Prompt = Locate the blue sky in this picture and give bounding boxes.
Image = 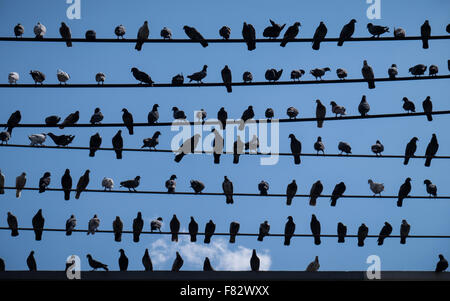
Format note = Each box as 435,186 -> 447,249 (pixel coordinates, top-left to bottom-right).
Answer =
0,0 -> 449,272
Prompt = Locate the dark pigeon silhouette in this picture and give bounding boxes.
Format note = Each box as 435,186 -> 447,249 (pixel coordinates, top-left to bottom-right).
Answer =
112,130 -> 123,160
309,180 -> 323,206
280,22 -> 301,47
38,172 -> 51,193
331,182 -> 346,207
142,249 -> 153,271
229,221 -> 240,243
409,64 -> 427,76
47,133 -> 75,147
436,254 -> 448,272
338,19 -> 357,46
135,21 -> 149,51
85,30 -> 96,41
388,64 -> 398,79
286,180 -> 297,206
187,65 -> 208,83
172,107 -> 186,120
89,133 -> 102,157
151,217 -> 163,232
142,131 -> 161,150
190,180 -> 205,193
204,220 -> 216,244
221,65 -> 232,93
118,249 -> 128,271
27,251 -> 37,271
131,67 -> 154,85
425,134 -> 439,167
120,176 -> 140,192
263,19 -> 286,38
312,22 -> 327,50
160,27 -> 172,39
113,216 -> 123,242
32,209 -> 45,241
400,220 -> 411,244
7,212 -> 19,237
183,25 -> 208,47
203,257 -> 214,271
239,105 -> 254,130
222,176 -> 233,204
397,177 -> 411,207
359,95 -> 370,116
358,223 -> 369,247
290,69 -> 305,81
310,67 -> 330,80
217,107 -> 228,129
257,221 -> 270,241
284,216 -> 296,246
377,222 -> 393,245
362,60 -> 375,89
265,68 -> 283,82
174,134 -> 201,163
404,137 -> 418,165
59,22 -> 72,47
90,108 -> 104,124
258,181 -> 269,196
45,115 -> 61,126
310,215 -> 321,245
265,108 -> 274,119
402,97 -> 416,113
338,142 -> 352,155
189,216 -> 198,242
59,111 -> 79,129
219,26 -> 231,39
132,212 -> 144,242
30,70 -> 46,84
316,99 -> 326,128
421,20 -> 431,49
170,214 -> 180,242
172,252 -> 184,271
172,73 -> 184,85
148,104 -> 160,124
166,175 -> 177,193
250,249 -> 260,271
14,23 -> 24,38
367,23 -> 389,38
314,136 -> 325,155
86,254 -> 108,271
233,136 -> 244,164
243,71 -> 253,83
424,179 -> 437,197
242,22 -> 256,51
337,222 -> 347,243
289,134 -> 301,164
5,110 -> 21,134
75,170 -> 90,199
122,108 -> 134,135
61,169 -> 72,200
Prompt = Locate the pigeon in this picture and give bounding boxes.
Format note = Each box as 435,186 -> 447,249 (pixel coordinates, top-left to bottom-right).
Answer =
196,109 -> 207,124
121,108 -> 134,135
188,216 -> 198,242
265,108 -> 274,119
287,106 -> 299,119
187,65 -> 208,83
358,223 -> 369,247
290,69 -> 306,81
219,26 -> 231,39
258,180 -> 269,196
27,251 -> 37,271
89,133 -> 102,157
115,24 -> 126,39
85,30 -> 96,40
30,70 -> 45,84
435,255 -> 448,272
217,107 -> 228,129
240,105 -> 255,129
59,111 -> 79,129
409,64 -> 427,76
45,115 -> 61,126
212,128 -> 224,164
338,19 -> 357,46
306,256 -> 320,272
377,222 -> 393,245
447,24 -> 450,34
265,68 -> 283,82
135,21 -> 149,51
309,180 -> 323,206
336,68 -> 348,80
400,220 -> 411,244
429,65 -> 438,76
190,180 -> 205,193
142,249 -> 153,271
0,258 -> 4,271
6,110 -> 21,133
87,214 -> 100,235
222,176 -> 234,204
367,23 -> 389,38
15,172 -> 26,198
331,182 -> 346,207
243,71 -> 253,83
424,134 -> 439,167
284,216 -> 296,246
404,137 -> 418,165
250,249 -> 260,271
8,72 -> 19,84
112,130 -> 123,160
394,27 -> 406,38
421,20 -> 431,49
142,131 -> 161,149
388,64 -> 398,79
371,140 -> 384,156
61,169 -> 72,200
229,221 -> 240,243
330,101 -> 346,117
233,136 -> 244,164
56,69 -> 70,84
14,23 -> 24,38
402,97 -> 416,114
368,179 -> 384,196
314,136 -> 325,155
310,67 -> 330,80
424,179 -> 437,197
0,170 -> 4,194
86,254 -> 108,271
112,216 -> 122,241
203,257 -> 214,271
289,134 -> 302,164
174,134 -> 201,162
397,177 -> 412,207
131,67 -> 154,85
166,175 -> 177,193
204,220 -> 216,244
132,212 -> 144,242
420,96 -> 433,122
65,215 -> 77,236
362,60 -> 375,89
7,212 -> 19,236
183,25 -> 208,47
0,132 -> 8,144
242,22 -> 256,51
29,133 -> 46,146
120,176 -> 140,192
32,209 -> 45,241
38,172 -> 51,193
221,65 -> 232,93
160,27 -> 172,39
358,95 -> 370,116
337,222 -> 347,243
90,108 -> 104,124
312,22 -> 327,50
257,221 -> 270,242
310,215 -> 321,245
118,249 -> 128,271
170,214 -> 180,242
151,217 -> 163,232
95,72 -> 106,84
263,19 -> 286,39
315,99 -> 326,127
280,22 -> 301,47
286,180 -> 297,206
338,141 -> 352,155
245,135 -> 259,153
148,104 -> 160,124
59,22 -> 72,47
172,252 -> 184,271
75,169 -> 90,199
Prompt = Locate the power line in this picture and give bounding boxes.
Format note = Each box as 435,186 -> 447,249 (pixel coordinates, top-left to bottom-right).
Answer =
0,75 -> 449,88
1,187 -> 448,199
2,110 -> 449,128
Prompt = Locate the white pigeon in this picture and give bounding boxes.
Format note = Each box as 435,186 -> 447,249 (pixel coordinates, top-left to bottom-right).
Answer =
15,172 -> 27,198
28,133 -> 46,146
34,22 -> 47,39
8,72 -> 19,84
306,256 -> 320,272
330,101 -> 346,117
57,69 -> 70,84
87,215 -> 100,235
102,177 -> 114,191
368,179 -> 384,196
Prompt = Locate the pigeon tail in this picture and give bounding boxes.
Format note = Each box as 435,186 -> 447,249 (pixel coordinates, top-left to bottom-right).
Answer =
286,197 -> 292,206
204,236 -> 211,244
426,114 -> 433,122
16,190 -> 21,198
114,233 -> 121,242
35,231 -> 42,241
233,155 -> 240,164
314,236 -> 321,245
330,198 -> 337,207
11,229 -> 19,237
309,198 -> 317,206
422,39 -> 429,49
400,237 -> 406,244
312,41 -> 320,50
378,238 -> 384,246
75,191 -> 81,199
257,235 -> 264,242
135,41 -> 143,51
200,40 -> 208,48
171,233 -> 178,242
368,80 -> 375,89
397,198 -> 403,207
293,155 -> 300,165
425,157 -> 432,167
174,153 -> 185,163
317,120 -> 323,128
358,239 -> 364,247
403,157 -> 410,165
89,149 -> 96,157
66,40 -> 72,47
226,195 -> 233,204
284,237 -> 291,246
229,235 -> 236,243
338,237 -> 345,243
337,39 -> 344,46
213,153 -> 221,164
226,84 -> 232,93
190,234 -> 196,242
133,233 -> 140,243
115,150 -> 122,160
64,190 -> 70,200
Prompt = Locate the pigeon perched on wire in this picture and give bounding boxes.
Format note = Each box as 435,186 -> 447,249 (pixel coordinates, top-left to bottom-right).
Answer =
190,180 -> 205,193
212,128 -> 223,164
29,133 -> 46,146
367,23 -> 389,38
338,19 -> 357,46
132,212 -> 144,242
174,134 -> 201,163
75,170 -> 90,199
160,27 -> 172,39
142,131 -> 161,149
245,135 -> 259,153
27,251 -> 37,271
204,220 -> 216,244
85,30 -> 96,40
424,134 -> 439,167
338,142 -> 352,155
243,71 -> 253,83
59,22 -> 72,47
397,177 -> 412,207
32,209 -> 45,241
257,221 -> 270,242
337,222 -> 347,243
409,64 -> 427,76
135,21 -> 149,51
284,216 -> 296,246
219,26 -> 231,39
187,65 -> 208,83
400,220 -> 410,244
265,68 -> 283,82
172,252 -> 184,271
90,108 -> 104,124
170,214 -> 180,242
358,95 -> 370,116
258,180 -> 269,195
250,249 -> 260,271
229,221 -> 240,243
312,22 -> 327,50
280,22 -> 301,47
15,172 -> 26,198
404,137 -> 418,165
217,107 -> 228,129
148,104 -> 160,124
7,212 -> 19,237
115,24 -> 126,39
118,249 -> 128,271
394,27 -> 406,38
368,179 -> 384,196
429,65 -> 438,76
86,254 -> 108,271
59,111 -> 79,129
131,67 -> 154,85
336,68 -> 347,80
315,99 -> 326,127
233,136 -> 244,164
222,176 -> 233,204
0,131 -> 9,144
242,22 -> 256,51
265,108 -> 274,119
189,216 -> 198,242
120,176 -> 140,192
57,69 -> 70,84
358,223 -> 369,247
45,115 -> 61,126
263,19 -> 286,39
66,215 -> 76,236
183,25 -> 208,47
14,23 -> 24,38
5,110 -> 21,134
289,134 -> 302,164
0,170 -> 4,194
286,180 -> 297,206
38,172 -> 51,193
166,175 -> 177,193
310,67 -> 330,80
314,136 -> 325,155
435,255 -> 448,272
122,108 -> 134,135
362,60 -> 375,89
290,69 -> 305,81
287,106 -> 299,119
424,179 -> 437,197
377,222 -> 392,245
112,216 -> 123,242
330,101 -> 346,117
306,256 -> 320,272
371,140 -> 384,156
420,20 -> 431,49
388,64 -> 398,79
402,97 -> 416,113
331,182 -> 346,207
87,214 -> 100,235
112,130 -> 123,160
310,215 -> 321,245
221,65 -> 232,93
151,217 -> 163,232
89,133 -> 102,157
8,72 -> 19,84
61,169 -> 72,200
309,180 -> 323,206
30,70 -> 45,84
422,96 -> 433,121
203,258 -> 214,271
239,105 -> 254,130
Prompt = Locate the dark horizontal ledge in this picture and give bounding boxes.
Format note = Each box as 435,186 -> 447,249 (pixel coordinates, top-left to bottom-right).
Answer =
0,75 -> 449,88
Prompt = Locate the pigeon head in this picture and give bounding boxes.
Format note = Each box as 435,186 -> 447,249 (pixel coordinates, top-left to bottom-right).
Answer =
424,179 -> 431,185
190,216 -> 194,220
93,214 -> 97,218
424,20 -> 429,24
288,133 -> 295,139
30,251 -> 34,255
170,174 -> 177,180
172,107 -> 178,111
94,108 -> 100,113
324,67 -> 331,71
183,25 -> 189,30
330,101 -> 336,106
43,172 -> 51,177
119,249 -> 125,253
135,176 -> 141,181
392,64 -> 397,67
350,19 -> 357,23
287,216 -> 293,221
86,254 -> 91,259
363,60 -> 368,65
402,97 -> 408,102
405,177 -> 412,182
203,65 -> 208,70
367,23 -> 373,28
144,21 -> 148,25
317,136 -> 322,141
402,219 -> 407,225
412,137 -> 419,141
61,22 -> 66,26
85,170 -> 90,174
439,254 -> 444,259
252,249 -> 257,255
316,99 -> 322,104
224,176 -> 228,180
122,108 -> 128,113
368,179 -> 373,184
64,169 -> 70,174
432,133 -> 436,138
131,67 -> 138,73
376,140 -> 381,144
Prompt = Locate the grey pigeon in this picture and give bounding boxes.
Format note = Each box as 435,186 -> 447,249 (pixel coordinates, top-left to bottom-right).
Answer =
75,170 -> 90,199
400,220 -> 410,244
170,214 -> 180,242
263,19 -> 286,39
257,221 -> 270,242
250,249 -> 260,271
172,252 -> 184,271
112,130 -> 123,159
66,214 -> 76,236
309,180 -> 323,206
122,108 -> 134,135
229,221 -> 240,243
222,176 -> 234,204
409,64 -> 427,76
204,220 -> 216,244
34,22 -> 46,39
0,131 -> 10,144
120,176 -> 140,192
233,136 -> 244,164
86,254 -> 108,271
102,178 -> 113,191
291,69 -> 305,81
280,22 -> 301,47
424,134 -> 438,167
29,133 -> 46,146
7,212 -> 19,236
59,22 -> 72,47
436,255 -> 448,272
183,25 -> 208,47
85,30 -> 96,41
306,256 -> 320,272
14,23 -> 24,38
142,131 -> 161,149
174,134 -> 201,162
30,70 -> 45,84
287,106 -> 299,119
190,180 -> 205,193
421,20 -> 431,49
330,101 -> 346,117
131,67 -> 154,85
358,95 -> 370,116
27,251 -> 37,271
310,214 -> 321,245
187,65 -> 208,83
331,182 -> 346,207
32,209 -> 45,241
151,217 -> 163,232
265,68 -> 283,82
219,26 -> 231,40
118,249 -> 128,271
160,27 -> 172,39
377,222 -> 393,245
289,134 -> 301,164
89,133 -> 102,157
217,107 -> 228,129
371,140 -> 384,156
221,65 -> 232,93
362,60 -> 375,89
242,71 -> 253,83
338,19 -> 357,46
87,214 -> 100,235
315,99 -> 326,127
115,24 -> 125,39
258,180 -> 269,195
265,108 -> 274,119
212,128 -> 223,164
45,115 -> 61,125
59,111 -> 79,129
165,175 -> 177,193
312,22 -> 327,50
245,135 -> 259,152
189,216 -> 198,242
338,141 -> 352,155
132,212 -> 143,242
388,64 -> 398,79
424,179 -> 437,197
397,177 -> 412,207
8,72 -> 19,84
337,222 -> 347,243
314,136 -> 325,155
90,108 -> 104,124
336,68 -> 347,80
404,137 -> 418,165
61,169 -> 72,200
422,96 -> 433,121
38,172 -> 51,193
203,257 -> 214,271
367,23 -> 389,37
394,27 -> 406,38
142,249 -> 153,271
284,216 -> 296,246
15,172 -> 26,198
242,22 -> 256,51
112,216 -> 123,241
358,223 -> 369,247
310,67 -> 330,80
429,65 -> 438,76
148,104 -> 160,124
135,21 -> 149,51
286,180 -> 297,206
